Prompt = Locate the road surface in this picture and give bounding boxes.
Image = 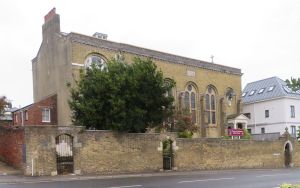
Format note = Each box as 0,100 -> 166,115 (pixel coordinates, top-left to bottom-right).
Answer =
0,168 -> 299,188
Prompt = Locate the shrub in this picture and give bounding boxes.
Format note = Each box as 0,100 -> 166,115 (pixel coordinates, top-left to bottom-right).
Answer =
242,128 -> 251,140
177,130 -> 193,138
281,183 -> 300,188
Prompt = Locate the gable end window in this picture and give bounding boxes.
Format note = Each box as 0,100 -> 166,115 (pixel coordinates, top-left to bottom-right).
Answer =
42,108 -> 51,123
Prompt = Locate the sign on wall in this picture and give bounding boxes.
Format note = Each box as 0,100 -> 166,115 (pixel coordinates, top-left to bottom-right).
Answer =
228,129 -> 244,136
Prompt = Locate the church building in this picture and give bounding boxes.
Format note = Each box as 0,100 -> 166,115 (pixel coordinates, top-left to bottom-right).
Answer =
29,8 -> 243,138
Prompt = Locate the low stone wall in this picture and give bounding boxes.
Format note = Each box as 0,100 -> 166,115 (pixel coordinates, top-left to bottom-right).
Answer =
0,126 -> 25,169
176,139 -> 284,170
11,126 -> 300,176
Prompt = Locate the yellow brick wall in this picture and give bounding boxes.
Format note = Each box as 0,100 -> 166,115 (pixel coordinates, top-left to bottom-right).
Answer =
70,42 -> 242,137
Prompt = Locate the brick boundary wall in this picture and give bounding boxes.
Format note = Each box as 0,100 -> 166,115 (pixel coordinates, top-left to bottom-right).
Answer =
20,126 -> 300,176
0,126 -> 25,169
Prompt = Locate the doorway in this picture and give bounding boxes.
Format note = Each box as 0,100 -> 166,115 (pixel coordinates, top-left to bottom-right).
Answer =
162,139 -> 173,170
284,143 -> 292,167
56,134 -> 74,174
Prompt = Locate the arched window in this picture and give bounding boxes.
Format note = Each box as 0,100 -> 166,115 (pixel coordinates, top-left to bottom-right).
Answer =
225,88 -> 235,106
183,84 -> 197,124
84,55 -> 106,70
206,86 -> 216,125
164,79 -> 174,97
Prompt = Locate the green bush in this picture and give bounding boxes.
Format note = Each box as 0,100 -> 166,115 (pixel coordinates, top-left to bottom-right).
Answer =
281,183 -> 300,188
177,130 -> 193,138
222,135 -> 231,140
242,128 -> 251,140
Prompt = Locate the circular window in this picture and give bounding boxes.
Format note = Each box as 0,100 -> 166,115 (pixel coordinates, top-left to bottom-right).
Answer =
84,55 -> 106,70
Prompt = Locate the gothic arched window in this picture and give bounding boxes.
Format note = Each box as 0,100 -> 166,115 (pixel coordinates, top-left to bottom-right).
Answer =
184,84 -> 197,124
206,86 -> 217,125
84,55 -> 106,70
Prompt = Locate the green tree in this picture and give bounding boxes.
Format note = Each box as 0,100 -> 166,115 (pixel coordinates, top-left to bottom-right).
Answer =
69,57 -> 175,133
0,96 -> 8,117
285,77 -> 300,91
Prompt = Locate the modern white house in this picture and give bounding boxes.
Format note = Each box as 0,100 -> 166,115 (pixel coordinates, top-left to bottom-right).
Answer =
242,77 -> 300,138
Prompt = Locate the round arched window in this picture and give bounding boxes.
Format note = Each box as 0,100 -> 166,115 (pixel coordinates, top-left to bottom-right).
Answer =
84,55 -> 106,70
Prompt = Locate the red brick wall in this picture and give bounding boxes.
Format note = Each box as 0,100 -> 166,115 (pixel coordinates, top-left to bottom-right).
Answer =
0,126 -> 24,169
13,95 -> 57,126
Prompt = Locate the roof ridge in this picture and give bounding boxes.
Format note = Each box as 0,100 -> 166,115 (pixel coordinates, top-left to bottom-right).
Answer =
246,76 -> 279,85
67,32 -> 242,74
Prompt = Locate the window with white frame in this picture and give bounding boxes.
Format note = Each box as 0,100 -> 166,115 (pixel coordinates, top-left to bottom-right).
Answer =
25,110 -> 28,121
15,114 -> 18,123
291,126 -> 296,138
42,108 -> 51,123
290,105 -> 295,118
265,110 -> 269,118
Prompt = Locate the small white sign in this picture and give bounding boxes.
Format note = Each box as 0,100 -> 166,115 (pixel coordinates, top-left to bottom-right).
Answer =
187,70 -> 195,77
273,153 -> 280,156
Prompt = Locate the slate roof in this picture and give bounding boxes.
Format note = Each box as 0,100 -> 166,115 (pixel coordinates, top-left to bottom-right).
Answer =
66,32 -> 242,75
242,76 -> 300,104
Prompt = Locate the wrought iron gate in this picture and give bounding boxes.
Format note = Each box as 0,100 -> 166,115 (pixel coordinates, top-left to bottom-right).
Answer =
162,139 -> 173,170
284,143 -> 291,167
56,134 -> 74,175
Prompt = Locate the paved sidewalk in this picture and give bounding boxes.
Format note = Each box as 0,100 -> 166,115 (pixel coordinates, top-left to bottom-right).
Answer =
0,167 -> 297,184
0,161 -> 22,176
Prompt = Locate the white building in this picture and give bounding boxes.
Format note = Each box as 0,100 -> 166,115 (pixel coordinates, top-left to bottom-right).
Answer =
242,77 -> 300,137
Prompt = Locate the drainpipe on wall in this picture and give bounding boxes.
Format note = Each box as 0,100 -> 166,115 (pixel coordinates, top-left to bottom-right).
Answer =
31,158 -> 34,176
21,111 -> 24,126
254,103 -> 256,134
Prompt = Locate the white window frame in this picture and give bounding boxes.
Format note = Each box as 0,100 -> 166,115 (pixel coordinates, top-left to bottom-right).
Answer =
42,108 -> 51,123
290,105 -> 295,118
25,110 -> 28,121
265,110 -> 269,118
291,125 -> 296,138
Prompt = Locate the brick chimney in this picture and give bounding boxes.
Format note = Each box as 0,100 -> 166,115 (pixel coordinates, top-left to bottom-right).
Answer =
42,8 -> 60,38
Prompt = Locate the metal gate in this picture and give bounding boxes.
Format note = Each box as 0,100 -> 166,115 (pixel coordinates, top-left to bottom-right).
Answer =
56,134 -> 74,175
284,143 -> 291,167
162,139 -> 173,170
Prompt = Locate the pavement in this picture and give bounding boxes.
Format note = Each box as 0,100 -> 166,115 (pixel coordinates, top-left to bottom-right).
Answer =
0,166 -> 297,184
0,160 -> 299,186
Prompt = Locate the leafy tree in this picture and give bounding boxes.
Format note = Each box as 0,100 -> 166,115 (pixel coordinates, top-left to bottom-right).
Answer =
69,57 -> 175,133
285,77 -> 300,91
0,96 -> 8,117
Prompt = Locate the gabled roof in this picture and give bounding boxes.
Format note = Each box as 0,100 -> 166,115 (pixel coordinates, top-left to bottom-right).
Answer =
66,32 -> 242,75
242,76 -> 300,104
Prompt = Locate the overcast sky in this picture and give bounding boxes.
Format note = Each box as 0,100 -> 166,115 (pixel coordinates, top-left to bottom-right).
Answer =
1,0 -> 300,107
